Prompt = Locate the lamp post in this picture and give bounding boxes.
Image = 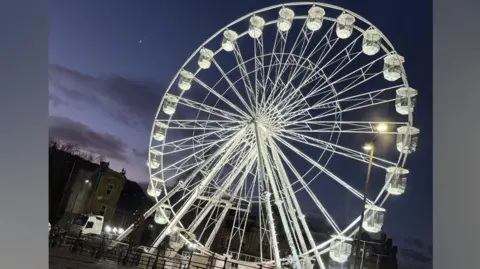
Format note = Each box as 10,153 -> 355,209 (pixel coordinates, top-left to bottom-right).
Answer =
353,123 -> 388,269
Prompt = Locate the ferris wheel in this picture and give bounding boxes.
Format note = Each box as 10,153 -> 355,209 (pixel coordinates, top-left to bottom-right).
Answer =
140,3 -> 419,269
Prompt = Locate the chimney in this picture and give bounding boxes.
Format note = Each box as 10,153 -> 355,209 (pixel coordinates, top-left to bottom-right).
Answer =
99,161 -> 110,172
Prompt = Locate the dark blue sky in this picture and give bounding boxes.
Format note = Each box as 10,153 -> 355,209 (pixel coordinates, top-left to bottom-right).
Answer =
48,1 -> 432,267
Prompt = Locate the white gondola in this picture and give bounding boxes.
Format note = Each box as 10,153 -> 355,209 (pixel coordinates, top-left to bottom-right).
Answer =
277,7 -> 295,32
306,6 -> 325,31
153,120 -> 168,142
147,148 -> 162,169
362,28 -> 382,56
198,48 -> 215,69
362,205 -> 386,233
150,148 -> 163,159
395,87 -> 418,115
147,182 -> 162,197
385,167 -> 409,195
396,126 -> 420,154
151,175 -> 163,183
162,94 -> 179,115
146,159 -> 160,169
329,235 -> 353,264
383,53 -> 405,81
248,15 -> 265,38
154,206 -> 171,225
221,30 -> 239,52
147,176 -> 163,197
178,70 -> 194,90
336,13 -> 355,39
169,230 -> 185,250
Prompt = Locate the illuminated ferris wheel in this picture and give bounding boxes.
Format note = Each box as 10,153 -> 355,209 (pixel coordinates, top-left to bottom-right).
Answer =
120,3 -> 420,269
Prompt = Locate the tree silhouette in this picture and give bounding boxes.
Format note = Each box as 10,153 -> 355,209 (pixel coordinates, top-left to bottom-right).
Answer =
49,138 -> 97,162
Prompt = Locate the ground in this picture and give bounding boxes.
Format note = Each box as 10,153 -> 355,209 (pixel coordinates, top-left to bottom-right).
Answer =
49,248 -> 134,269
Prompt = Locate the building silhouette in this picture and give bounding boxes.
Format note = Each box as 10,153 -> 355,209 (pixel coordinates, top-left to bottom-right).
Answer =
57,160 -> 127,225
111,179 -> 154,244
50,141 -> 129,227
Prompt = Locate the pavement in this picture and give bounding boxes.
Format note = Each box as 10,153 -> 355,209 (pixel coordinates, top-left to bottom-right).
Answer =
49,248 -> 136,269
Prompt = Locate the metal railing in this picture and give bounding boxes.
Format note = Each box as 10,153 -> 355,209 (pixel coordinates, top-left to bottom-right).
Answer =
49,231 -> 269,269
49,231 -> 394,269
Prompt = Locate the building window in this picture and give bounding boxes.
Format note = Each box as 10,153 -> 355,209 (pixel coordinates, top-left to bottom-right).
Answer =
100,205 -> 108,216
106,184 -> 115,196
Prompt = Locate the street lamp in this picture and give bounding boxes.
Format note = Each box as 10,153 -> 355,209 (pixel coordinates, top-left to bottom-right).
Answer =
187,242 -> 197,250
353,123 -> 388,269
362,143 -> 374,151
375,123 -> 388,133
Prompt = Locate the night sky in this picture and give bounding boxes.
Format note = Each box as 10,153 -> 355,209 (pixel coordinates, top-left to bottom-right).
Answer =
48,1 -> 432,267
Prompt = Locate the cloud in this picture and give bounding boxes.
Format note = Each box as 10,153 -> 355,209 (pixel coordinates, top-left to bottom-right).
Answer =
399,247 -> 432,263
132,148 -> 148,160
49,116 -> 130,162
48,64 -> 165,129
403,237 -> 425,249
48,93 -> 66,107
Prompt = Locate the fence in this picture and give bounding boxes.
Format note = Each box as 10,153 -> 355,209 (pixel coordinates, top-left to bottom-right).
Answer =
49,231 -> 272,269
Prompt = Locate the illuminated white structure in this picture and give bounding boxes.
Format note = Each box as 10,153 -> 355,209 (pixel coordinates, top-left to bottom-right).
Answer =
277,8 -> 295,32
198,48 -> 215,70
221,30 -> 238,52
395,87 -> 418,115
162,94 -> 179,115
329,236 -> 353,264
147,183 -> 162,197
147,176 -> 164,198
396,126 -> 420,153
153,120 -> 168,142
178,70 -> 194,91
248,15 -> 265,38
362,28 -> 382,56
363,206 -> 386,233
147,148 -> 162,171
154,205 -> 171,225
306,6 -> 325,31
169,230 -> 185,250
336,13 -> 355,39
110,4 -> 418,269
383,53 -> 405,81
147,160 -> 160,169
146,159 -> 160,170
385,167 -> 409,195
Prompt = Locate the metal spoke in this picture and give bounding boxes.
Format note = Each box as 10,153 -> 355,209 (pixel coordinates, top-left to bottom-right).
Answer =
278,130 -> 396,169
273,134 -> 375,205
177,96 -> 246,121
145,4 -> 414,268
